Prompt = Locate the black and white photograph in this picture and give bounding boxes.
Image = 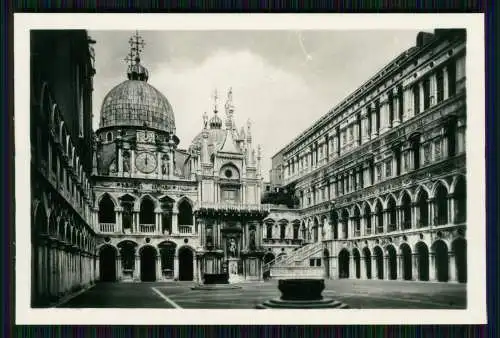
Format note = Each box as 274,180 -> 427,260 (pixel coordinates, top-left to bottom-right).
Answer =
15,14 -> 486,325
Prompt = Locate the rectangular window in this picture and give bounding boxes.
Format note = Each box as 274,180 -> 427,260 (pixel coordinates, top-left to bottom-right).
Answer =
436,69 -> 444,102
413,86 -> 420,115
423,77 -> 431,110
448,62 -> 457,96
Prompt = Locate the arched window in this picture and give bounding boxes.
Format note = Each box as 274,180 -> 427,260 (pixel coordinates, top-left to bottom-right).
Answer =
454,178 -> 466,223
375,201 -> 384,233
353,207 -> 361,237
364,204 -> 372,235
266,223 -> 273,239
401,192 -> 412,230
106,132 -> 113,142
331,212 -> 339,240
98,194 -> 116,223
140,198 -> 155,225
387,196 -> 397,232
417,189 -> 429,227
292,222 -> 300,240
341,209 -> 349,239
178,200 -> 193,225
435,184 -> 448,225
280,222 -> 287,240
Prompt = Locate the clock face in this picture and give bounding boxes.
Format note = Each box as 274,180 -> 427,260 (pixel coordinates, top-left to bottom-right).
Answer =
135,152 -> 157,174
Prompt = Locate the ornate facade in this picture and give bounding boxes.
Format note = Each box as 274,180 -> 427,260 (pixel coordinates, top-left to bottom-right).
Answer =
92,32 -> 268,284
30,30 -> 98,307
267,29 -> 467,283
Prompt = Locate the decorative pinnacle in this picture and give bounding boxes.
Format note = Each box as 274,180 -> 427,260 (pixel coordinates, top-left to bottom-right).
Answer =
212,89 -> 219,113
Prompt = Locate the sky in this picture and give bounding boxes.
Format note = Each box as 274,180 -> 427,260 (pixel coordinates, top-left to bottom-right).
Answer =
89,30 -> 424,181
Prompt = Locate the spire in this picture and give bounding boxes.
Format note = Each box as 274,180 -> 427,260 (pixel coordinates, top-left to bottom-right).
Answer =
246,119 -> 252,144
125,31 -> 149,81
224,87 -> 234,130
209,89 -> 222,129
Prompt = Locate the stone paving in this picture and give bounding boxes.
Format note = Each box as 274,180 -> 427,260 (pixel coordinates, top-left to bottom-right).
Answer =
59,279 -> 466,309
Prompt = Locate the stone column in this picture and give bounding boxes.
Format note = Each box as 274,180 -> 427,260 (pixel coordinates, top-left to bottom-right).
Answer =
168,149 -> 174,178
384,255 -> 390,280
443,66 -> 449,100
349,256 -> 355,279
370,102 -> 378,137
372,255 -> 378,280
172,211 -> 178,234
156,255 -> 162,281
116,255 -> 122,280
393,87 -> 401,126
130,149 -> 136,174
118,147 -> 123,174
429,73 -> 437,106
380,93 -> 390,134
412,253 -> 419,281
428,198 -> 435,226
419,81 -> 425,113
134,255 -> 140,280
429,252 -> 437,281
156,151 -> 162,177
174,255 -> 179,279
397,255 -> 403,280
360,255 -> 367,280
448,252 -> 457,282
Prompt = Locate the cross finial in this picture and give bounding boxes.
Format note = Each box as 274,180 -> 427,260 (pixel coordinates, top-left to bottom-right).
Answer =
127,30 -> 146,63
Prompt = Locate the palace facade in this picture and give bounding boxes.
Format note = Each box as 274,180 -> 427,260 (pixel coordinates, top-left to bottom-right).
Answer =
265,29 -> 467,283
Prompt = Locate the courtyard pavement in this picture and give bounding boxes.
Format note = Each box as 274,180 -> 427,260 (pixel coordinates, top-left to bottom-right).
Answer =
58,279 -> 466,309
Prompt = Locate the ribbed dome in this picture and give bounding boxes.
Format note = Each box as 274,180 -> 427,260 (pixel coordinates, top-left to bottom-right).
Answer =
99,80 -> 175,134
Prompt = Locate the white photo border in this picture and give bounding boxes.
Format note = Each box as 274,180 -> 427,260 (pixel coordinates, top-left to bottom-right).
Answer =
14,13 -> 486,325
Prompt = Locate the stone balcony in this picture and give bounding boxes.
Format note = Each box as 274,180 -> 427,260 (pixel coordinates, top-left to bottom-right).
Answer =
98,223 -> 197,237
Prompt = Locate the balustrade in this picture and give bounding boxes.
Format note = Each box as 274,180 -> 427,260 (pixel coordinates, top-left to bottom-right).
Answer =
139,224 -> 155,233
178,225 -> 193,234
99,223 -> 115,233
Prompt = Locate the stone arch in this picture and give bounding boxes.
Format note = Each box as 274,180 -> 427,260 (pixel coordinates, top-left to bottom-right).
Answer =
340,208 -> 350,239
362,246 -> 372,279
374,199 -> 384,233
431,179 -> 451,198
219,162 -> 241,180
434,182 -> 449,225
363,203 -> 372,235
98,193 -> 116,224
373,246 -> 384,279
384,192 -> 398,209
386,195 -> 397,231
178,245 -> 195,281
385,244 -> 397,280
352,205 -> 361,237
413,184 -> 431,204
136,194 -> 160,211
117,240 -> 138,272
431,239 -> 449,282
452,237 -> 467,283
139,245 -> 158,282
413,241 -> 429,281
399,242 -> 412,280
158,241 -> 177,279
398,188 -> 414,205
139,195 -> 156,226
48,208 -> 58,237
96,192 -> 119,208
352,248 -> 361,279
452,176 -> 466,223
338,248 -> 350,279
415,187 -> 430,227
99,244 -> 118,282
33,199 -> 48,235
400,190 -> 412,230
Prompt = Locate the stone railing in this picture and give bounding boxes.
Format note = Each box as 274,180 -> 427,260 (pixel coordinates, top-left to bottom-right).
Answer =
270,266 -> 324,279
99,223 -> 116,233
264,242 -> 323,272
178,225 -> 193,234
196,202 -> 271,213
140,224 -> 155,233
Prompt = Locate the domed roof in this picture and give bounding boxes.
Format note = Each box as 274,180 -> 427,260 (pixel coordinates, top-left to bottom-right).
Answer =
99,79 -> 175,134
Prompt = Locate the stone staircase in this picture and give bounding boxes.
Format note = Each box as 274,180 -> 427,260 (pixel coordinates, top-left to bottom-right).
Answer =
264,242 -> 324,279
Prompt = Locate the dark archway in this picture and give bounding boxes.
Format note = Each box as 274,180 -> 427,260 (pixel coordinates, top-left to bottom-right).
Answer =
363,247 -> 372,279
415,242 -> 430,281
178,200 -> 193,225
98,194 -> 116,224
140,246 -> 157,282
387,245 -> 397,280
435,184 -> 449,225
454,178 -> 467,223
400,243 -> 412,280
353,249 -> 361,279
452,238 -> 467,283
401,192 -> 412,230
140,197 -> 155,225
375,201 -> 384,233
341,209 -> 349,239
178,246 -> 194,281
323,249 -> 330,278
338,249 -> 350,279
99,245 -> 117,282
432,240 -> 449,282
364,204 -> 372,235
417,189 -> 429,227
374,246 -> 384,279
387,196 -> 397,232
159,241 -> 176,280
